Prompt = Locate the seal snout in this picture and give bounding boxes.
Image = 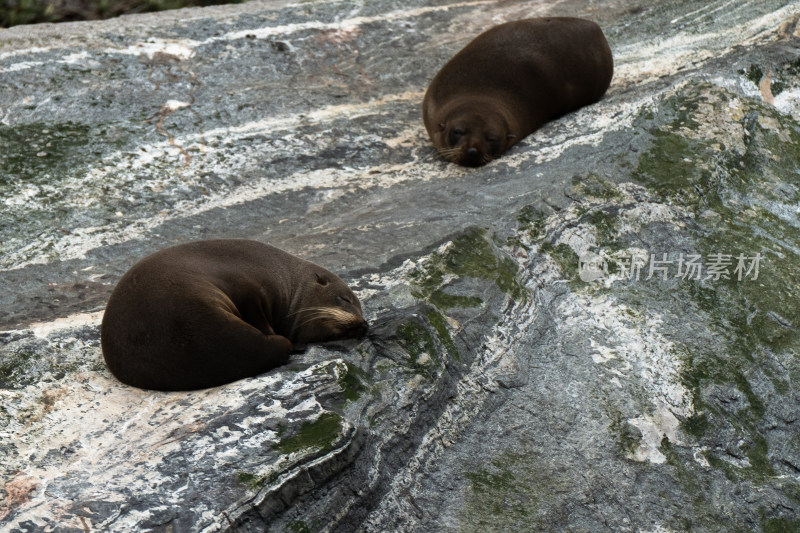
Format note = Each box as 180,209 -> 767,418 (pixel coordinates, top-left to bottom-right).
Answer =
462,146 -> 483,167
334,314 -> 368,339
353,318 -> 369,338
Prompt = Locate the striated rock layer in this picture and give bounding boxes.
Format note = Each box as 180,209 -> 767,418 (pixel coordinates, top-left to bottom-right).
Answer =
2,0 -> 800,531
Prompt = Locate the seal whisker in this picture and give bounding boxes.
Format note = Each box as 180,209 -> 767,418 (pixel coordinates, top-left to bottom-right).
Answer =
437,147 -> 458,154
294,313 -> 341,331
287,306 -> 334,317
294,308 -> 359,330
438,147 -> 463,163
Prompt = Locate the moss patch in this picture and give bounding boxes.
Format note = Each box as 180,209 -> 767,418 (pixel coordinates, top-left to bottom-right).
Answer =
0,121 -> 135,265
608,412 -> 642,456
271,413 -> 343,455
235,472 -> 261,490
426,309 -> 459,361
411,227 -> 526,308
739,64 -> 764,85
762,517 -> 800,533
460,452 -> 574,531
396,320 -> 439,377
234,470 -> 280,491
462,459 -> 534,529
508,206 -> 547,249
682,411 -> 708,439
538,241 -> 579,280
338,362 -> 368,402
428,291 -> 482,310
0,122 -> 92,187
572,173 -> 624,202
287,520 -> 312,533
661,437 -> 704,496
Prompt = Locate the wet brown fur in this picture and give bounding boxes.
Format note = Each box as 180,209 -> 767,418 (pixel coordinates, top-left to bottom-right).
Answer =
100,239 -> 367,391
423,17 -> 614,167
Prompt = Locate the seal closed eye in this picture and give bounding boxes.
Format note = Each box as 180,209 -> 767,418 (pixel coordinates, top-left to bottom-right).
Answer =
100,239 -> 368,391
423,17 -> 614,167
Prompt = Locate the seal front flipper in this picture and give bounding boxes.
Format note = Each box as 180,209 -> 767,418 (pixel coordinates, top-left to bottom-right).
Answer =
186,315 -> 293,390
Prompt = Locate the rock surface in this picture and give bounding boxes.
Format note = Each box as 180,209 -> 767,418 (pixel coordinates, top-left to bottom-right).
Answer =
2,0 -> 800,531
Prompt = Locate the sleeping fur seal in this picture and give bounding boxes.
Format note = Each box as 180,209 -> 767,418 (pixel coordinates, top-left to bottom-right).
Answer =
423,17 -> 613,166
101,239 -> 368,391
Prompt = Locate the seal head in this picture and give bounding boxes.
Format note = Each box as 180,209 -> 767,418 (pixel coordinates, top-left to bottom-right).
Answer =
434,105 -> 514,167
286,270 -> 368,345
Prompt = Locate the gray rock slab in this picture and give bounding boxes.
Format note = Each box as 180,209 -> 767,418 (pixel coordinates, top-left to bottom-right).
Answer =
2,0 -> 800,531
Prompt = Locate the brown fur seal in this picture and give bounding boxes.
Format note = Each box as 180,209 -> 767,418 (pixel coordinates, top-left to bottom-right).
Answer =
100,239 -> 368,391
423,17 -> 613,167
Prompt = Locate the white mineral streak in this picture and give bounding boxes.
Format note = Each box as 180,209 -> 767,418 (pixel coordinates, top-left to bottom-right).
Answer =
194,90 -> 424,142
0,0 -> 495,73
0,46 -> 54,60
214,0 -> 496,44
773,87 -> 800,115
109,41 -> 197,60
614,2 -> 800,84
60,51 -> 90,64
693,446 -> 712,468
0,61 -> 44,73
501,96 -> 657,169
2,90 -> 465,271
669,0 -> 740,25
164,100 -> 191,111
27,310 -> 104,338
541,179 -> 695,463
6,0 -> 777,271
2,357 -> 343,531
2,89 -> 648,271
641,525 -> 680,533
559,294 -> 693,419
627,404 -> 683,464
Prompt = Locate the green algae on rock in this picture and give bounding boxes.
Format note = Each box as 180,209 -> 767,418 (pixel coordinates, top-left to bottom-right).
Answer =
410,227 -> 527,308
271,413 -> 344,455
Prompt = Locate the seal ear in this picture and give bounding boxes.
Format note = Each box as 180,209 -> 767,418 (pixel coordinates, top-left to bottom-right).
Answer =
315,273 -> 329,286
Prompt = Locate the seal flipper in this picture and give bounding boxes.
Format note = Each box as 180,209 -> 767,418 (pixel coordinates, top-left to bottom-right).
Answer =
176,312 -> 293,391
115,311 -> 293,391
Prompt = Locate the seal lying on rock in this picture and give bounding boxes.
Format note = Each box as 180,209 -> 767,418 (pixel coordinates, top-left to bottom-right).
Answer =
101,239 -> 368,391
423,17 -> 613,167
